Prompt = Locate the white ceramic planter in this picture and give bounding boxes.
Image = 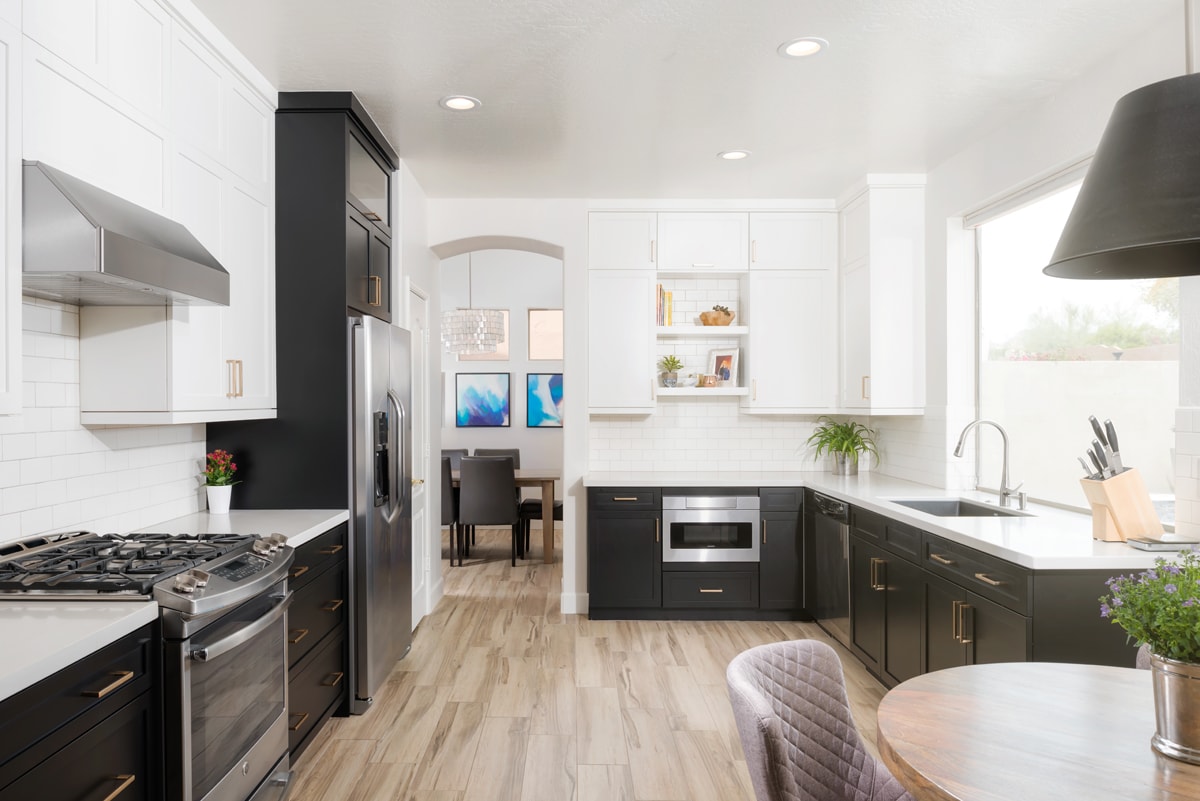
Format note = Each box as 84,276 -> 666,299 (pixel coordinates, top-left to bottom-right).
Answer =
206,484 -> 232,514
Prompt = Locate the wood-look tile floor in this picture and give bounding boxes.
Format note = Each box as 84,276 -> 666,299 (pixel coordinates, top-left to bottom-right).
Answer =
289,527 -> 887,801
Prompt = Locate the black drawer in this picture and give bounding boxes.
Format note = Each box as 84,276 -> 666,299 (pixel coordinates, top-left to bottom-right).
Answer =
288,563 -> 347,668
0,623 -> 155,785
289,523 -> 348,590
883,520 -> 923,562
1,690 -> 153,800
589,488 -> 660,510
288,631 -> 346,757
760,487 -> 802,512
924,534 -> 1032,615
850,506 -> 886,541
663,570 -> 759,609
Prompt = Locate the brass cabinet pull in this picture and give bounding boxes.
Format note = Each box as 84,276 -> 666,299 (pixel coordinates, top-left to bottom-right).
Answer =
699,588 -> 724,593
951,600 -> 961,642
368,275 -> 382,307
100,774 -> 136,801
870,557 -> 887,591
289,565 -> 310,579
318,544 -> 345,555
752,379 -> 757,401
861,375 -> 871,400
751,239 -> 758,263
762,519 -> 767,545
650,239 -> 656,263
959,603 -> 974,644
289,712 -> 309,731
82,670 -> 135,698
364,211 -> 382,221
322,599 -> 345,612
612,496 -> 639,502
655,518 -> 660,543
226,359 -> 237,398
288,628 -> 309,644
929,553 -> 955,566
322,671 -> 345,687
974,572 -> 1003,587
236,359 -> 244,397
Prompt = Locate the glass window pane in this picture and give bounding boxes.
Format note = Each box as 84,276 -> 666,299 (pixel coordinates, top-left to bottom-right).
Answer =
977,184 -> 1177,521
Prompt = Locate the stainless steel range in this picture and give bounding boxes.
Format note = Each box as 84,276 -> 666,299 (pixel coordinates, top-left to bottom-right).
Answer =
0,530 -> 295,801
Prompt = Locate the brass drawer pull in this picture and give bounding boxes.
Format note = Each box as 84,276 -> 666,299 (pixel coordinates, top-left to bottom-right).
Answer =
364,211 -> 382,221
974,572 -> 1003,587
870,557 -> 887,591
101,774 -> 136,801
699,588 -> 724,593
612,496 -> 639,502
289,565 -> 310,579
289,712 -> 309,731
656,518 -> 660,543
322,599 -> 345,612
762,519 -> 767,545
929,553 -> 955,566
368,275 -> 382,307
288,628 -> 310,644
322,671 -> 345,687
951,600 -> 961,642
959,603 -> 974,644
318,544 -> 345,555
82,670 -> 135,699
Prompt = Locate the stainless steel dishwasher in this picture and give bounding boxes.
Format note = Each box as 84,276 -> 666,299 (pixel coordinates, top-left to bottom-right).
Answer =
804,490 -> 851,647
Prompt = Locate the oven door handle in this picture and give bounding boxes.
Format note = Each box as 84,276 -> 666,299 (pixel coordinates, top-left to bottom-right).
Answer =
190,592 -> 292,662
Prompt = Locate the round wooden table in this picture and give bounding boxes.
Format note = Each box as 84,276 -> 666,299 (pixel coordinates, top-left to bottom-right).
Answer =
876,662 -> 1200,801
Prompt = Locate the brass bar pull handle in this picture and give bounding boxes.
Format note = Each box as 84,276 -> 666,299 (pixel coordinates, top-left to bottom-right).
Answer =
100,774 -> 136,801
960,603 -> 974,644
289,565 -> 310,579
322,599 -> 345,612
318,544 -> 345,555
751,240 -> 757,263
951,600 -> 961,642
288,628 -> 309,644
872,558 -> 887,591
322,671 -> 345,687
364,211 -> 382,221
861,375 -> 870,400
612,497 -> 639,502
929,553 -> 955,566
82,670 -> 135,698
762,519 -> 766,545
655,518 -> 660,543
868,557 -> 877,589
237,359 -> 244,397
369,275 -> 382,307
289,712 -> 309,731
699,588 -> 724,593
226,359 -> 237,398
973,572 -> 1003,587
752,379 -> 757,401
650,240 -> 656,263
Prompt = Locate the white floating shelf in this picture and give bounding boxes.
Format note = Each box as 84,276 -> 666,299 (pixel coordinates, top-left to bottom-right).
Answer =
655,325 -> 748,337
656,387 -> 748,397
656,269 -> 748,278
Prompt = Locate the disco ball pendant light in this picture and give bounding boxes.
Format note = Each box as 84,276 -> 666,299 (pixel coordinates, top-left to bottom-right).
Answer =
1045,1 -> 1200,279
441,253 -> 504,354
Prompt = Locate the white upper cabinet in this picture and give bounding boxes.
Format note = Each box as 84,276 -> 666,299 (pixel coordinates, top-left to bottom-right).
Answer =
587,270 -> 655,414
838,178 -> 926,414
0,19 -> 18,415
749,212 -> 837,270
657,212 -> 749,272
588,212 -> 658,270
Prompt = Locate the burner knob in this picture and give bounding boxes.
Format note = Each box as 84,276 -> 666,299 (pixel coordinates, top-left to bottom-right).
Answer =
174,574 -> 198,594
190,568 -> 210,588
252,539 -> 272,556
268,533 -> 288,550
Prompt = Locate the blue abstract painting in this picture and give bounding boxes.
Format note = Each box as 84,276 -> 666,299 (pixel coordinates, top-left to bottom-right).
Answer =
456,373 -> 510,427
526,373 -> 564,428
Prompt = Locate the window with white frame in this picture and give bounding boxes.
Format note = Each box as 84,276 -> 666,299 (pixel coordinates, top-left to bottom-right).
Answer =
975,183 -> 1178,519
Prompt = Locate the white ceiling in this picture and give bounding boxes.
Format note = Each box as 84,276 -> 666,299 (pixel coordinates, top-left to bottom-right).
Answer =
193,0 -> 1182,199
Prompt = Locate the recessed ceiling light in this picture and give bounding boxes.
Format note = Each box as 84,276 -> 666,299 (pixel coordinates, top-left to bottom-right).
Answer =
777,37 -> 828,58
439,95 -> 481,111
718,150 -> 751,161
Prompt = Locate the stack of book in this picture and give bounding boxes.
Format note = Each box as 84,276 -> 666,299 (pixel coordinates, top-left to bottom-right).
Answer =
656,283 -> 673,326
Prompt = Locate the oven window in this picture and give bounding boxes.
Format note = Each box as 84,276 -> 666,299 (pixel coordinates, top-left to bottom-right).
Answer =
669,521 -> 753,550
189,602 -> 286,799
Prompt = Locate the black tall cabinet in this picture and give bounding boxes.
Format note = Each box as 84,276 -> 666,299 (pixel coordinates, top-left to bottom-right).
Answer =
208,92 -> 399,509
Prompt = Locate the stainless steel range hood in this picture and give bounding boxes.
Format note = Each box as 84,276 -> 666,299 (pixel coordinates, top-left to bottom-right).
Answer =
21,161 -> 230,305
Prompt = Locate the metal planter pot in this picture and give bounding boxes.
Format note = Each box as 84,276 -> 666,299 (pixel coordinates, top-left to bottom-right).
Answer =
1149,651 -> 1200,764
832,452 -> 858,476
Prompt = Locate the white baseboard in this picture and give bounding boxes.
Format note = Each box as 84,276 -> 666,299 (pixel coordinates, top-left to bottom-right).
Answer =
560,592 -> 588,615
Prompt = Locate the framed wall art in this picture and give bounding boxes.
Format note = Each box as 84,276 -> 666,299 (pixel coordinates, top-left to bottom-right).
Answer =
526,373 -> 564,427
707,348 -> 739,385
528,309 -> 564,360
455,372 -> 510,427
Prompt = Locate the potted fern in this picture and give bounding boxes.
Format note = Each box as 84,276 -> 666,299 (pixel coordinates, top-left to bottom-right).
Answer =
806,416 -> 878,476
659,354 -> 684,387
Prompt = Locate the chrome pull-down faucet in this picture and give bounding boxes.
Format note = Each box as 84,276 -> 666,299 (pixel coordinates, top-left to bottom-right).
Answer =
953,419 -> 1027,510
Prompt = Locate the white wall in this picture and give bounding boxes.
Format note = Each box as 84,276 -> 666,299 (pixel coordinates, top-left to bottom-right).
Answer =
0,298 -> 205,546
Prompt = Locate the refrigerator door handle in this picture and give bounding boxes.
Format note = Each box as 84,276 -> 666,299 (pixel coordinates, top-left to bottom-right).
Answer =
386,389 -> 406,521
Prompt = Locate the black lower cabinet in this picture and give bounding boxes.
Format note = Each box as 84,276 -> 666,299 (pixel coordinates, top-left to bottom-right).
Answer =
759,488 -> 803,612
848,535 -> 923,686
925,571 -> 1030,671
664,564 -> 758,608
588,488 -> 662,612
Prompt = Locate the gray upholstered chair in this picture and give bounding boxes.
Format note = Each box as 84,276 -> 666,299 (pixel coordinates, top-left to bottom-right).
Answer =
442,449 -> 469,549
472,449 -> 522,547
441,457 -> 462,566
726,638 -> 914,801
457,455 -> 522,566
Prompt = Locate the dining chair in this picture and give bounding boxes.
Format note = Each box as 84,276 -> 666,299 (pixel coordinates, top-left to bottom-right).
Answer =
472,449 -> 522,547
726,638 -> 914,801
519,496 -> 562,554
442,449 -> 469,549
457,455 -> 522,566
441,457 -> 463,566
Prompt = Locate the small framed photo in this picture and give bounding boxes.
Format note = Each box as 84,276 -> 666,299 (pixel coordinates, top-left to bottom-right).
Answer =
707,348 -> 739,385
456,372 -> 510,427
528,309 -> 564,360
526,373 -> 563,427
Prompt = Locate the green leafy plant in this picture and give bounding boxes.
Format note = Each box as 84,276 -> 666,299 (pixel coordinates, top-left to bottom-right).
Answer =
805,416 -> 878,466
659,355 -> 684,372
1100,549 -> 1200,663
204,449 -> 240,486
711,304 -> 731,314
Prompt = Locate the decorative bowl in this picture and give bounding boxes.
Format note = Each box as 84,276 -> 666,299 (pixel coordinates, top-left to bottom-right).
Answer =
699,310 -> 735,326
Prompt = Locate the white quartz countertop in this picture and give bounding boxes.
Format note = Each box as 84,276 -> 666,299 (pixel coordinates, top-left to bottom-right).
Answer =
0,600 -> 158,703
135,508 -> 349,548
584,471 -> 1180,570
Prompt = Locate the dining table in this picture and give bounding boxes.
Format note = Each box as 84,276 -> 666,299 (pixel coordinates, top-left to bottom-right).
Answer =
451,467 -> 560,564
876,661 -> 1200,801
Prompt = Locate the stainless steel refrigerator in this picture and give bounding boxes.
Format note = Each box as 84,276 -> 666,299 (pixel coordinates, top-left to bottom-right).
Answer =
347,313 -> 412,713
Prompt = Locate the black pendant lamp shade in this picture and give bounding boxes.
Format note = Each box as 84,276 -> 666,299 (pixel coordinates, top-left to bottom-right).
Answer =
1044,71 -> 1200,279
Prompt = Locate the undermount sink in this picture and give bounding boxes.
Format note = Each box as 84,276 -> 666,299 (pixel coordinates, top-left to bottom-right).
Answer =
889,498 -> 1033,518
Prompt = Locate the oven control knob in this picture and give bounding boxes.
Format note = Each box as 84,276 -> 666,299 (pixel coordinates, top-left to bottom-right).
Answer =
174,574 -> 198,594
253,539 -> 273,555
190,568 -> 210,587
268,533 -> 288,550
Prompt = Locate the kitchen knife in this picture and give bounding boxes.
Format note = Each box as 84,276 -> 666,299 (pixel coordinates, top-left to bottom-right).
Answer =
1092,439 -> 1112,478
1088,448 -> 1105,478
1079,455 -> 1097,479
1104,419 -> 1124,473
1089,415 -> 1109,448
1090,414 -> 1119,470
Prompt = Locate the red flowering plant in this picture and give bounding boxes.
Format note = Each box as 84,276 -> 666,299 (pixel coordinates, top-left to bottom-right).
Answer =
203,449 -> 240,487
1100,548 -> 1200,663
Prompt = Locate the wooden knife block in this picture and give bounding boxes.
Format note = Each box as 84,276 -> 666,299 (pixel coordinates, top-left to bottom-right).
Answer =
1079,467 -> 1163,542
